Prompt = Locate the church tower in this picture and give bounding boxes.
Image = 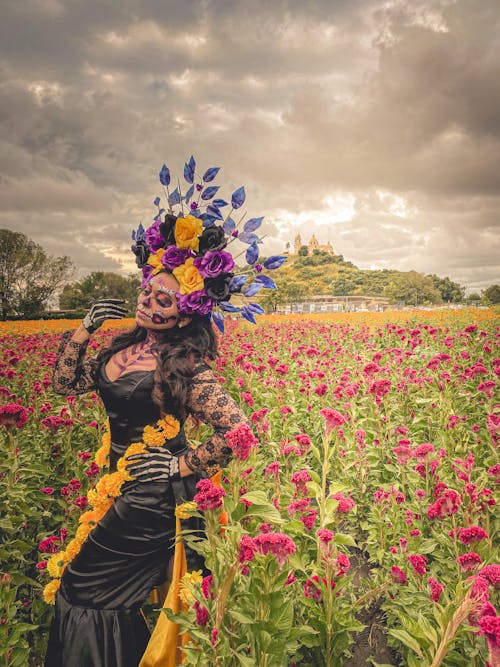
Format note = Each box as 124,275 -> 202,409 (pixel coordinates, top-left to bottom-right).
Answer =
294,233 -> 302,254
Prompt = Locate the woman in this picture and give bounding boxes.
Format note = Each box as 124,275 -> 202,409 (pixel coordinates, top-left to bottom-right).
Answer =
44,268 -> 249,666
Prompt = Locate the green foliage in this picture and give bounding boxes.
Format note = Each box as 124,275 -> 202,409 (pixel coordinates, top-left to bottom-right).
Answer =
384,271 -> 443,305
482,284 -> 500,305
0,229 -> 74,320
59,272 -> 141,311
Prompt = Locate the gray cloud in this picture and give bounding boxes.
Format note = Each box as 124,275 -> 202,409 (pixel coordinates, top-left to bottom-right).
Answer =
0,0 -> 499,291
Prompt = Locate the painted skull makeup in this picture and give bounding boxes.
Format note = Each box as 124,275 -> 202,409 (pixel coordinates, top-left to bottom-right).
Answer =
136,275 -> 184,329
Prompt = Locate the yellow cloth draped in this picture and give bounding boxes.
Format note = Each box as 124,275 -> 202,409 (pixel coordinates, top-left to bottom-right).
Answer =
139,515 -> 188,667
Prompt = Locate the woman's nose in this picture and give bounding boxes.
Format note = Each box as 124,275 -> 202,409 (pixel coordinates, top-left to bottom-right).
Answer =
142,295 -> 151,307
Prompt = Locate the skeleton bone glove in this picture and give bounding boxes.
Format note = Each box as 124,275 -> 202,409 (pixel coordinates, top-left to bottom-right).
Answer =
82,298 -> 128,334
125,447 -> 181,483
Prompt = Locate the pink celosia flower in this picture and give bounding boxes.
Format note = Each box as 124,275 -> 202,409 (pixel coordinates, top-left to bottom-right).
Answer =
193,600 -> 210,626
457,552 -> 482,572
390,566 -> 407,584
458,526 -> 489,545
238,535 -> 257,563
428,577 -> 444,602
39,487 -> 54,495
201,575 -> 215,600
413,443 -> 435,459
319,408 -> 346,436
194,479 -> 226,511
252,532 -> 296,568
316,528 -> 334,544
290,469 -> 312,495
408,554 -> 427,576
336,553 -> 350,574
300,509 -> 318,531
210,628 -> 219,645
478,614 -> 500,667
331,492 -> 356,514
224,423 -> 259,461
0,403 -> 29,429
480,565 -> 500,588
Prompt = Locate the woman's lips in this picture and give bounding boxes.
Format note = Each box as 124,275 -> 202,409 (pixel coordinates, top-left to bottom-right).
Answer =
136,309 -> 151,320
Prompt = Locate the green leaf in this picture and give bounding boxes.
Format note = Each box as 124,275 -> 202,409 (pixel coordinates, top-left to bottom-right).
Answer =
334,533 -> 357,547
388,629 -> 424,657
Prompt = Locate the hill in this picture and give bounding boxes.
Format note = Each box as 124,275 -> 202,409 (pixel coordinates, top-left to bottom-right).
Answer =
255,251 -> 464,310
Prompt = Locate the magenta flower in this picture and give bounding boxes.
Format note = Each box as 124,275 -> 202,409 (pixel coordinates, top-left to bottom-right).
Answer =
319,408 -> 346,436
224,423 -> 259,461
408,554 -> 427,576
457,552 -> 482,572
428,577 -> 444,602
253,532 -> 296,568
458,526 -> 489,546
194,479 -> 226,511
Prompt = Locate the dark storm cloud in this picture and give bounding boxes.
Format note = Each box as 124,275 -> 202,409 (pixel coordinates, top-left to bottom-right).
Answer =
0,0 -> 499,289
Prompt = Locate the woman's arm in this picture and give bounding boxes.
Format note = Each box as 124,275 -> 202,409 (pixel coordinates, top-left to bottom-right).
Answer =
51,325 -> 99,395
182,363 -> 250,478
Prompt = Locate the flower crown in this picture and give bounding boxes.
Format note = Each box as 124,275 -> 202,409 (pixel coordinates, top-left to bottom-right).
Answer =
131,156 -> 286,332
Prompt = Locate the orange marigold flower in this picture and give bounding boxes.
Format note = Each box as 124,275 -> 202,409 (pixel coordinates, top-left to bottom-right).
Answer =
159,415 -> 181,440
95,443 -> 110,468
143,426 -> 166,447
43,579 -> 60,604
79,510 -> 100,527
64,539 -> 81,561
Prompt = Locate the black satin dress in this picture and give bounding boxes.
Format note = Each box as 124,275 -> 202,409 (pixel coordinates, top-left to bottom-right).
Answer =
44,366 -> 200,667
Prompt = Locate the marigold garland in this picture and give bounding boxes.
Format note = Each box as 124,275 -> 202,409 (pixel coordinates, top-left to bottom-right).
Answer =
43,415 -> 180,604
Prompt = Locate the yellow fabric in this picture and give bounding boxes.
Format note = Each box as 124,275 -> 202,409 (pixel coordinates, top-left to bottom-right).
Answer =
139,517 -> 188,667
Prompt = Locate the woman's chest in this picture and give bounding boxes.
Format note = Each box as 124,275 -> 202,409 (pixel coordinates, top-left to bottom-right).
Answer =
105,344 -> 156,382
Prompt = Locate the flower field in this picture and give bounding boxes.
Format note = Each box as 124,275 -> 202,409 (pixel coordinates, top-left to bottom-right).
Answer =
0,309 -> 498,666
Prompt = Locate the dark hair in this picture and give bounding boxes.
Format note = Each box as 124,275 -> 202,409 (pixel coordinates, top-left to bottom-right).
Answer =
96,316 -> 218,419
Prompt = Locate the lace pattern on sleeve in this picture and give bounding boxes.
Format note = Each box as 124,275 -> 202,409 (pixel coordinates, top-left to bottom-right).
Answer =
184,363 -> 249,478
51,331 -> 98,395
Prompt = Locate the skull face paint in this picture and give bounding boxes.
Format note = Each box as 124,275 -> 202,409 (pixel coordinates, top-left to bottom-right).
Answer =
135,272 -> 186,330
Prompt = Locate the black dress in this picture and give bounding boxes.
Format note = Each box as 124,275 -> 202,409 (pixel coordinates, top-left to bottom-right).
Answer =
44,333 -> 246,667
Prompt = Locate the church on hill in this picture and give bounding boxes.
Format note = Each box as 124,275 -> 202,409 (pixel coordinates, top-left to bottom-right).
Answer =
293,233 -> 335,256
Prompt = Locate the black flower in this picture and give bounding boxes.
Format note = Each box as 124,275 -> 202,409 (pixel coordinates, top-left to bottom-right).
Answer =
159,213 -> 177,247
131,240 -> 150,268
204,273 -> 233,302
197,225 -> 227,255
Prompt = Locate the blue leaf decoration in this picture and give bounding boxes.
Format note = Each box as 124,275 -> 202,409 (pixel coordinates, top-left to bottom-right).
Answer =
203,167 -> 220,182
159,164 -> 170,186
199,213 -> 216,227
201,186 -> 220,201
223,217 -> 236,234
206,204 -> 223,220
169,188 -> 181,205
238,232 -> 259,245
247,302 -> 265,315
246,243 -> 259,265
184,156 -> 196,184
153,196 -> 161,207
231,186 -> 246,209
159,208 -> 165,215
219,301 -> 242,313
254,275 -> 277,289
263,255 -> 287,270
212,311 -> 225,333
229,274 -> 248,292
185,184 -> 194,204
243,282 -> 263,297
212,198 -> 228,208
240,307 -> 256,325
190,208 -> 201,217
243,217 -> 263,233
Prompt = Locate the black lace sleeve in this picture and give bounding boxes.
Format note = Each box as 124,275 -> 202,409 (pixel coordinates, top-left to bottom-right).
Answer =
51,331 -> 99,395
184,363 -> 249,477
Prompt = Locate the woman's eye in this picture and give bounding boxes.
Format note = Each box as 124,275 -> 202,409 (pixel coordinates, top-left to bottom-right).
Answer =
157,297 -> 172,308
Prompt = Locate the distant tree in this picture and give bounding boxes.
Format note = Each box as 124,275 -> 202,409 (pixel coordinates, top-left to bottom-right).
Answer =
430,275 -> 464,302
384,271 -> 442,306
330,276 -> 357,296
0,229 -> 74,319
482,284 -> 500,305
59,272 -> 141,310
467,292 -> 481,303
298,245 -> 309,256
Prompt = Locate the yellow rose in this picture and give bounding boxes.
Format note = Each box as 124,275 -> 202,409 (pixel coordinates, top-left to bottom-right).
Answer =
47,552 -> 67,578
43,579 -> 60,605
174,215 -> 203,251
173,258 -> 204,295
147,248 -> 166,275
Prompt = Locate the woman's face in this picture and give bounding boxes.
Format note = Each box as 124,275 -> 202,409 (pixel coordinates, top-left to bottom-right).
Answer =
136,272 -> 188,330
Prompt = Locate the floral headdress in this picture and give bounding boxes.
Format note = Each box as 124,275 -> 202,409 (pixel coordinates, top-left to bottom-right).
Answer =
131,156 -> 286,332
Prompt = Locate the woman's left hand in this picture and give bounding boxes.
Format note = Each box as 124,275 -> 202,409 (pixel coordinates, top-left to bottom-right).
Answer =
125,448 -> 180,483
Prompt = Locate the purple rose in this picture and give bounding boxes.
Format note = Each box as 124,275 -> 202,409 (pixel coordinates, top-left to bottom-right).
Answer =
145,219 -> 165,252
177,290 -> 214,316
161,246 -> 194,271
194,250 -> 235,278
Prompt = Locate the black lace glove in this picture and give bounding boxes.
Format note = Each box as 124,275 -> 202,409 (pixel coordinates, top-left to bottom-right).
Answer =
82,298 -> 128,333
125,447 -> 181,483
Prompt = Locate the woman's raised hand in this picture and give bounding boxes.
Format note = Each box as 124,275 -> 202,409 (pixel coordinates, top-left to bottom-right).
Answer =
82,298 -> 128,334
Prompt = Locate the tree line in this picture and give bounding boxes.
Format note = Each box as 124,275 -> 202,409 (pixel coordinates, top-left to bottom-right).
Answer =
0,230 -> 498,319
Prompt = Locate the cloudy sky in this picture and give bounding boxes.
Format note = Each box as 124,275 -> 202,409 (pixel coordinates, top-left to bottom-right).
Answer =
1,0 -> 499,292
